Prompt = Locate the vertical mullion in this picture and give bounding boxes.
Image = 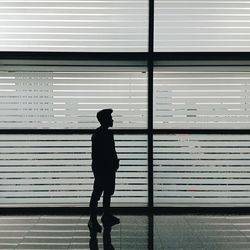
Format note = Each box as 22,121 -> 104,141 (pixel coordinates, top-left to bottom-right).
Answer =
148,0 -> 154,248
148,0 -> 154,212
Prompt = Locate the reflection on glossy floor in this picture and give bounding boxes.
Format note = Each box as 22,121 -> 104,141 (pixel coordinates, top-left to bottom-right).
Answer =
1,215 -> 250,249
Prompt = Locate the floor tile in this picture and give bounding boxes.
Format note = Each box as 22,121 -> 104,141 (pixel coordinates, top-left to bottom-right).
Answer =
0,215 -> 249,249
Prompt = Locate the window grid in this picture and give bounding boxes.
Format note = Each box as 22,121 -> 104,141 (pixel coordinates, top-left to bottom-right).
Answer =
0,0 -> 250,209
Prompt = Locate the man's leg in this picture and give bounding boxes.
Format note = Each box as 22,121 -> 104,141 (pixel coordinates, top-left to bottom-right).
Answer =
103,173 -> 115,216
102,191 -> 119,225
103,191 -> 111,216
89,177 -> 103,218
101,174 -> 120,225
89,177 -> 103,232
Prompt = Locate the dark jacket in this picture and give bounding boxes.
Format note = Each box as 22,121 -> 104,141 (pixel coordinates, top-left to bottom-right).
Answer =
91,127 -> 119,175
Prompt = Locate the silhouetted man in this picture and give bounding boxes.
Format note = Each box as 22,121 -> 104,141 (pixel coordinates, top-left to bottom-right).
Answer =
88,109 -> 120,232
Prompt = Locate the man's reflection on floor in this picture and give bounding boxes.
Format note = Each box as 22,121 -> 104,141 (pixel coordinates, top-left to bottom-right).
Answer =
89,221 -> 116,250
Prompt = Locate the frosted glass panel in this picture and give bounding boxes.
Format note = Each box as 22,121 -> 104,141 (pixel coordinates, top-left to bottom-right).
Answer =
0,0 -> 148,52
155,0 -> 250,52
0,134 -> 147,207
154,66 -> 250,129
0,66 -> 147,129
154,134 -> 250,205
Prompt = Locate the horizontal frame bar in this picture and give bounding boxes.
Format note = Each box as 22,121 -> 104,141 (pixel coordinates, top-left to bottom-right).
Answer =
154,52 -> 250,61
0,52 -> 148,61
1,129 -> 250,134
1,52 -> 250,62
1,207 -> 250,215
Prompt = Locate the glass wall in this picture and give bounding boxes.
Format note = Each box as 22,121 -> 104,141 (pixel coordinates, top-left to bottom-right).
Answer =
3,0 -> 250,52
154,0 -> 250,51
0,62 -> 148,207
0,0 -> 148,52
154,133 -> 250,205
1,0 -> 250,207
154,66 -> 250,129
0,65 -> 147,129
0,134 -> 148,206
153,64 -> 250,206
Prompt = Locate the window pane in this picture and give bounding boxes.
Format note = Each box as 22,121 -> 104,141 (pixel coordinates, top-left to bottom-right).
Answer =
154,66 -> 250,129
155,0 -> 250,52
0,0 -> 148,52
0,134 -> 148,207
154,134 -> 250,206
0,64 -> 147,129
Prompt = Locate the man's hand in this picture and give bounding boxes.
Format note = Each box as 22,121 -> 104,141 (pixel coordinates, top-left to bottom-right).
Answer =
115,159 -> 120,171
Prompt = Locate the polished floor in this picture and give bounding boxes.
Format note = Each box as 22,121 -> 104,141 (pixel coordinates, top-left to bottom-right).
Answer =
0,215 -> 250,249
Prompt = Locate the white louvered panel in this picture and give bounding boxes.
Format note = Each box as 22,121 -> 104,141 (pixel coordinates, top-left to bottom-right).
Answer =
0,0 -> 148,52
0,68 -> 147,129
154,66 -> 250,129
154,134 -> 250,205
0,134 -> 147,206
155,0 -> 250,52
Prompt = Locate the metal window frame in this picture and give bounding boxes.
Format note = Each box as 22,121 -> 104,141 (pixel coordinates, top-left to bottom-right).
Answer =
1,0 -> 250,215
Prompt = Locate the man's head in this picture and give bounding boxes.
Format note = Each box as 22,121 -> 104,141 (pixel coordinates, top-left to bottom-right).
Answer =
96,109 -> 113,128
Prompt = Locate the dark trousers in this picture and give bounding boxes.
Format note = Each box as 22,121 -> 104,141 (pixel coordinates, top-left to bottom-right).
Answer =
89,173 -> 116,218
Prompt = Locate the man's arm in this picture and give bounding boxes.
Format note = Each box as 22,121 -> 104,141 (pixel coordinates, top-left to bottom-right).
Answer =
110,132 -> 119,171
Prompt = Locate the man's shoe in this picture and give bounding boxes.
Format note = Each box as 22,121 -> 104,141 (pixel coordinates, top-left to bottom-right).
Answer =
88,218 -> 102,233
101,214 -> 120,226
104,243 -> 114,250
